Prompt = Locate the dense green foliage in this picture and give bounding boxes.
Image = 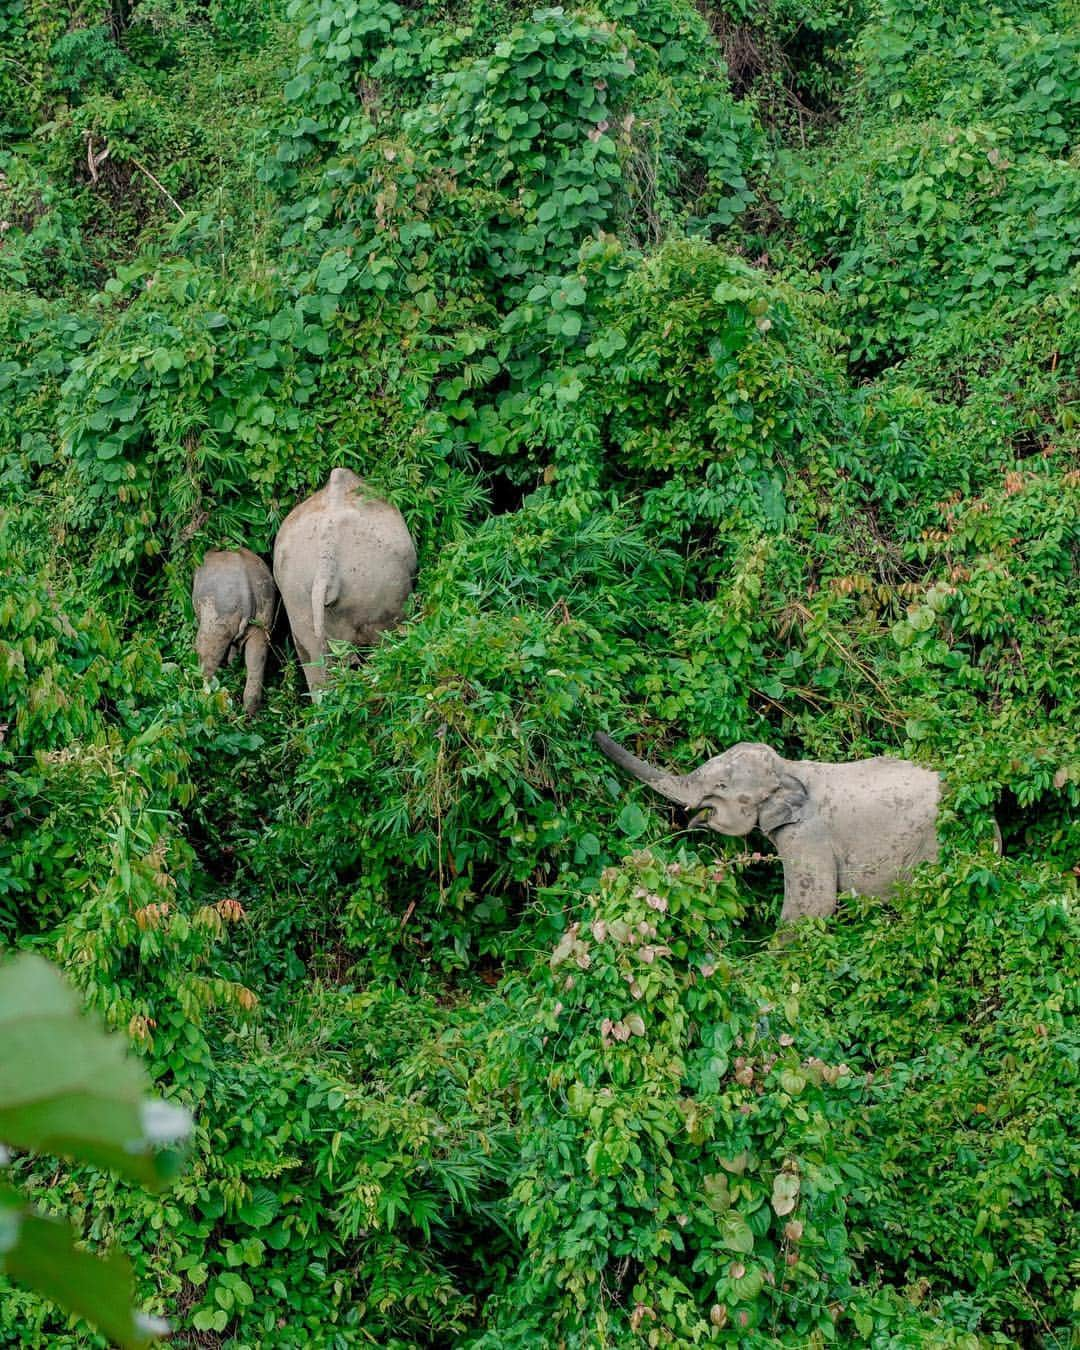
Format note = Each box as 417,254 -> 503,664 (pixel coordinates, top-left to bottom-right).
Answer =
1,0 -> 1076,1344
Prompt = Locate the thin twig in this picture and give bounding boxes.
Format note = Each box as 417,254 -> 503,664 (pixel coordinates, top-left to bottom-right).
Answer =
129,156 -> 186,217
787,600 -> 901,713
1005,1255 -> 1063,1349
751,687 -> 804,719
434,722 -> 448,905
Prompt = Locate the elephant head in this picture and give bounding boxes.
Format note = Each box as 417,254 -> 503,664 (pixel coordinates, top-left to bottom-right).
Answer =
594,733 -> 809,839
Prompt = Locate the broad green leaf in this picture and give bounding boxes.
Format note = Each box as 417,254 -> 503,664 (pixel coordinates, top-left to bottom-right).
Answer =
0,1188 -> 165,1348
577,832 -> 601,857
731,1263 -> 764,1301
237,1187 -> 280,1229
702,1173 -> 731,1212
771,1172 -> 801,1217
0,955 -> 191,1188
717,1211 -> 754,1254
616,802 -> 648,839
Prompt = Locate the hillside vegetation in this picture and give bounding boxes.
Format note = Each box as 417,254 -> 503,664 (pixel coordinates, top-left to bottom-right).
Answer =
0,0 -> 1077,1345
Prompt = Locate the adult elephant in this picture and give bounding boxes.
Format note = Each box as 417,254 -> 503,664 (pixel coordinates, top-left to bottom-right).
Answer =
595,731 -> 945,925
273,468 -> 416,691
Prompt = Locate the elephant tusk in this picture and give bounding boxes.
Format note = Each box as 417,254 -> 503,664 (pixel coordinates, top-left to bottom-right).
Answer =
686,808 -> 712,831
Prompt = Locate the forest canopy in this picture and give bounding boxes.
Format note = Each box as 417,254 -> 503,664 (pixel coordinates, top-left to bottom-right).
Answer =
0,0 -> 1077,1345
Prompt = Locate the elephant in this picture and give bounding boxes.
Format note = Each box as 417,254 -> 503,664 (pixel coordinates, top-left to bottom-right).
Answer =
272,467 -> 416,691
595,731 -> 944,925
192,548 -> 277,715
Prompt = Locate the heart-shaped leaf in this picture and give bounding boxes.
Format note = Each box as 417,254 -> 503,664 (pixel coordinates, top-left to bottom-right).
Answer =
772,1171 -> 801,1217
717,1210 -> 754,1254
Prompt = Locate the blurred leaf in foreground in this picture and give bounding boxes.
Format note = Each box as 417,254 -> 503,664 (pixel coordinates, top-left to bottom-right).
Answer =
0,953 -> 191,1347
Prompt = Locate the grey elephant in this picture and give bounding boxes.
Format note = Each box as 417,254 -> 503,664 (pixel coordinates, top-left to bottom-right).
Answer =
272,467 -> 416,691
595,731 -> 943,924
192,548 -> 278,715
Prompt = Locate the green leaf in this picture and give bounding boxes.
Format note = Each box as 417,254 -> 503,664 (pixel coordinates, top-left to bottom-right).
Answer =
230,1276 -> 254,1307
0,1190 -> 166,1350
755,474 -> 786,526
771,1172 -> 801,1216
731,1264 -> 764,1301
717,1211 -> 754,1253
703,1173 -> 731,1212
616,802 -> 648,839
0,955 -> 191,1188
304,326 -> 330,355
237,1186 -> 279,1229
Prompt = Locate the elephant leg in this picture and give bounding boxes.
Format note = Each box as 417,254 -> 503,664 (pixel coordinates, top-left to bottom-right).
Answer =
196,626 -> 233,682
241,628 -> 269,716
779,870 -> 838,925
302,653 -> 329,691
774,821 -> 839,924
290,629 -> 326,692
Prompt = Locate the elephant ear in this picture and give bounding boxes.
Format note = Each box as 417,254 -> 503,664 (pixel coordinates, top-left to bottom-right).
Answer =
758,772 -> 809,834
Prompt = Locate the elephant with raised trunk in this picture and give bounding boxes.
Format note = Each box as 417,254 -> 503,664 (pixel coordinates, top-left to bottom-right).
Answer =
273,468 -> 416,691
192,548 -> 277,715
595,731 -> 944,925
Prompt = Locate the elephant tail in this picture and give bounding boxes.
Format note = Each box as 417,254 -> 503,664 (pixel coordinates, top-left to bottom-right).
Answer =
310,560 -> 338,645
311,572 -> 328,644
235,567 -> 256,643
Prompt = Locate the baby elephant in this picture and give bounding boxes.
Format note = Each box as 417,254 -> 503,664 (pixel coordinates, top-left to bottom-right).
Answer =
273,467 -> 416,691
596,731 -> 944,925
192,548 -> 277,715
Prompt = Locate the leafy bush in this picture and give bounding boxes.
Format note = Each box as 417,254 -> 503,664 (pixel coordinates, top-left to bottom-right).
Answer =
773,0 -> 1080,367
483,850 -> 861,1346
0,0 -> 1076,1344
48,25 -> 132,101
777,857 -> 1079,1344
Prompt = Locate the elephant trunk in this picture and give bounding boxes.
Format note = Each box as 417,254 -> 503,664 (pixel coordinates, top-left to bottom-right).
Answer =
594,732 -> 698,807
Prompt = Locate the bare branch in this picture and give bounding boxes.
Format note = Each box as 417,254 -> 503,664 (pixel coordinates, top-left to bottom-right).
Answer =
129,156 -> 186,218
